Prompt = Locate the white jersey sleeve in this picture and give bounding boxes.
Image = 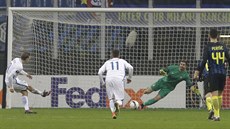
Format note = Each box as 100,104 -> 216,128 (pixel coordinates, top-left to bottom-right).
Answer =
123,60 -> 133,80
98,62 -> 106,85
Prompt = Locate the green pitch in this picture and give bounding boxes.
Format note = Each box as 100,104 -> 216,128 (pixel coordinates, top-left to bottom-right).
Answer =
0,108 -> 230,129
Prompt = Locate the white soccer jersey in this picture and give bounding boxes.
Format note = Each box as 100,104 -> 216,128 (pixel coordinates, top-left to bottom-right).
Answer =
98,58 -> 133,82
98,58 -> 133,100
5,58 -> 28,88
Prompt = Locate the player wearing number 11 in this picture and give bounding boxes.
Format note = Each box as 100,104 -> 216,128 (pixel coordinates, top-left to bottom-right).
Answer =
98,49 -> 133,119
194,28 -> 230,121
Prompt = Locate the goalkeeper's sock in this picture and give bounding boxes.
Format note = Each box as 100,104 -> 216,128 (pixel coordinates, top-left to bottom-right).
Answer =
206,97 -> 213,111
212,96 -> 220,117
218,96 -> 222,109
109,100 -> 115,113
143,99 -> 158,106
22,96 -> 29,111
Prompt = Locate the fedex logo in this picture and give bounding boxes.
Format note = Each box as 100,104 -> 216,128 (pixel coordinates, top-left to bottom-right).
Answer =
51,77 -> 144,108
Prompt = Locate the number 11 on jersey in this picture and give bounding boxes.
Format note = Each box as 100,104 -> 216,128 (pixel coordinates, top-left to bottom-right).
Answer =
111,62 -> 119,70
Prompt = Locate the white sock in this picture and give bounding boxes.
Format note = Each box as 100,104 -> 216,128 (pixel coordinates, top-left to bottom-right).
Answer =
116,100 -> 123,106
109,99 -> 115,112
22,96 -> 29,111
31,88 -> 42,95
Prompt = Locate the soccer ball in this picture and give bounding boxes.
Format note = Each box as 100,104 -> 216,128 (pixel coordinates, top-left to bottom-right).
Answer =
129,100 -> 139,109
125,30 -> 137,48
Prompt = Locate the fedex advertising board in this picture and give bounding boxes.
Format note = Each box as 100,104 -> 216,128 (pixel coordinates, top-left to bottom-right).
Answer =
9,76 -> 186,108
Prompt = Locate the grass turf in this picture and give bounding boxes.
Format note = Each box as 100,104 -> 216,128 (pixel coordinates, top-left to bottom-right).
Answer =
0,108 -> 229,129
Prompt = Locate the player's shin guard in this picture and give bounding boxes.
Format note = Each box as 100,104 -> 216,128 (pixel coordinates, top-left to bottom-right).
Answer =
206,97 -> 213,111
212,96 -> 220,117
143,99 -> 158,106
218,96 -> 222,109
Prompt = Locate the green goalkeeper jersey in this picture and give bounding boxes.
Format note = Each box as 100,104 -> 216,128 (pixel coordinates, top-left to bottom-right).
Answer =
157,65 -> 193,90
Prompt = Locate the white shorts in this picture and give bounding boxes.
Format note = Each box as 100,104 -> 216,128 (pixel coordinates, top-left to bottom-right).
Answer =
106,77 -> 125,101
12,78 -> 28,92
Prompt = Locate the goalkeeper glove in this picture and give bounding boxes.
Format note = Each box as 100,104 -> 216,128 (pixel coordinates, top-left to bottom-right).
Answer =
190,85 -> 201,95
159,69 -> 167,76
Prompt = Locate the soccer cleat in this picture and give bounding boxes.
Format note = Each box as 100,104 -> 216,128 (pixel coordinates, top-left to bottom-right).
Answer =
114,102 -> 120,115
112,112 -> 117,119
25,110 -> 37,114
208,110 -> 214,120
42,90 -> 51,97
212,117 -> 220,121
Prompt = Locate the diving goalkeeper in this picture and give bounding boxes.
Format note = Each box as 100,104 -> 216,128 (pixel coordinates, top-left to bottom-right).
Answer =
140,59 -> 194,109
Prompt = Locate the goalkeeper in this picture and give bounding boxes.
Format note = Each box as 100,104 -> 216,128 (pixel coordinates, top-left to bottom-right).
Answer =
140,60 -> 194,109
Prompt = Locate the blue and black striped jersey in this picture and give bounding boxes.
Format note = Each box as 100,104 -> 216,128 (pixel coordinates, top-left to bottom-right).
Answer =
198,42 -> 230,75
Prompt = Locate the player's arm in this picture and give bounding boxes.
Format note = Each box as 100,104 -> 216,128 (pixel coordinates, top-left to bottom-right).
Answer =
184,74 -> 199,93
224,45 -> 230,66
185,74 -> 193,88
190,81 -> 201,94
125,61 -> 133,84
194,46 -> 209,79
98,63 -> 106,86
185,76 -> 202,102
20,69 -> 32,79
159,66 -> 169,76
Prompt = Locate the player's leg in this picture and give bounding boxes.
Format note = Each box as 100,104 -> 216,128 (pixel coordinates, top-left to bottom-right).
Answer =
204,78 -> 213,111
13,79 -> 36,114
211,90 -> 220,121
143,82 -> 158,94
140,87 -> 171,109
204,78 -> 214,119
140,83 -> 160,109
213,75 -> 225,121
205,92 -> 214,119
205,93 -> 213,111
110,99 -> 117,119
27,85 -> 51,97
106,79 -> 117,119
21,90 -> 29,111
27,85 -> 42,95
113,79 -> 125,116
20,90 -> 37,114
210,74 -> 225,121
212,90 -> 223,121
217,74 -> 225,111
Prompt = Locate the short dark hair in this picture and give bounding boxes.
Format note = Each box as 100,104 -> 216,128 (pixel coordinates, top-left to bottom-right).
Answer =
112,49 -> 120,58
21,52 -> 30,60
209,28 -> 218,39
180,59 -> 188,65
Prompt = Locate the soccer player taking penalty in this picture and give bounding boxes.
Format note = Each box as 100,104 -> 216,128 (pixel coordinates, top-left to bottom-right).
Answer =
140,60 -> 194,109
98,49 -> 133,119
194,28 -> 230,121
5,52 -> 51,114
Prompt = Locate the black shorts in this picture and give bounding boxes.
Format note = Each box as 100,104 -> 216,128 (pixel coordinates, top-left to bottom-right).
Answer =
203,77 -> 211,95
208,74 -> 226,92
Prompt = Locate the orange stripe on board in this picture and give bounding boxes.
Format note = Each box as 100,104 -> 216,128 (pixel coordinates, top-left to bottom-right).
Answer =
0,89 -> 2,105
